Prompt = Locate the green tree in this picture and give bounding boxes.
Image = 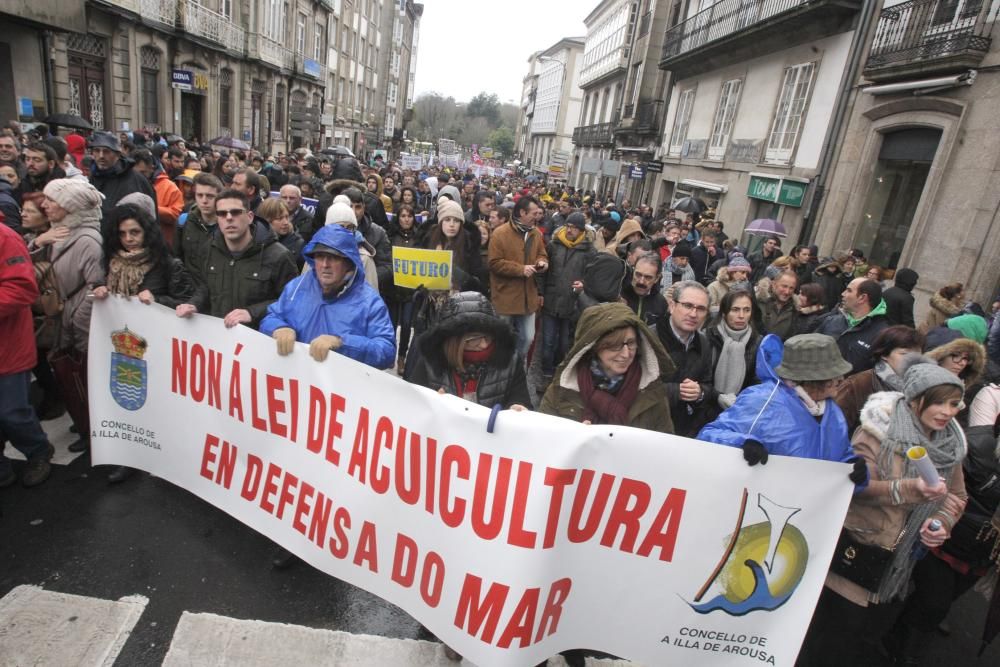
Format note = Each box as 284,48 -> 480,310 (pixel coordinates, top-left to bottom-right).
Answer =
466,92 -> 500,124
487,126 -> 515,159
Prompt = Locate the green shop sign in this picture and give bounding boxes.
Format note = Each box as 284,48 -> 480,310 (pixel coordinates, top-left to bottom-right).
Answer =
746,175 -> 808,208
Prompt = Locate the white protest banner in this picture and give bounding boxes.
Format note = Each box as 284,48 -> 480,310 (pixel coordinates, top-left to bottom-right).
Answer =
438,138 -> 457,156
269,191 -> 319,217
401,154 -> 423,171
89,298 -> 854,667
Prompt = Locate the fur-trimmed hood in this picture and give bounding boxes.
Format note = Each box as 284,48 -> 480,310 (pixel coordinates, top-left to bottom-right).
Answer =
858,390 -> 902,441
926,337 -> 986,388
418,292 -> 517,370
929,292 -> 963,318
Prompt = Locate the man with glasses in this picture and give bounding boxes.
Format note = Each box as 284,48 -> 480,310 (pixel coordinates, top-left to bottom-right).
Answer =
657,281 -> 715,437
175,189 -> 296,329
623,253 -> 668,329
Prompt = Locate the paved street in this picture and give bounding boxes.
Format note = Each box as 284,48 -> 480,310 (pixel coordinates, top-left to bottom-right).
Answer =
1,408 -> 997,666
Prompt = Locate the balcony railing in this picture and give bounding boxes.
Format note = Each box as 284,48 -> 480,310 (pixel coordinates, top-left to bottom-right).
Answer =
248,34 -> 294,71
865,0 -> 997,79
100,0 -> 177,27
571,122 -> 616,147
180,0 -> 245,53
633,99 -> 664,133
663,0 -> 811,61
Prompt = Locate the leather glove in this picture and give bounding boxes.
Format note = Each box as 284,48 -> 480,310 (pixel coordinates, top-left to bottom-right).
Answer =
742,439 -> 769,466
309,334 -> 342,362
849,457 -> 869,485
273,328 -> 296,356
718,393 -> 737,409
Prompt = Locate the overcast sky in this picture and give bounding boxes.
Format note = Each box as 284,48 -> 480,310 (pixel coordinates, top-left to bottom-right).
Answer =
412,0 -> 590,105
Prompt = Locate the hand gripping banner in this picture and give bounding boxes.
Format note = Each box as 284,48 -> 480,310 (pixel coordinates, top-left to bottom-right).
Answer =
88,298 -> 854,666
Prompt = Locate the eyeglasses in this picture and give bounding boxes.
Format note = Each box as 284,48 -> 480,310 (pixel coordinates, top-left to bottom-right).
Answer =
948,353 -> 970,365
462,334 -> 489,346
676,301 -> 709,315
601,339 -> 639,353
216,208 -> 245,218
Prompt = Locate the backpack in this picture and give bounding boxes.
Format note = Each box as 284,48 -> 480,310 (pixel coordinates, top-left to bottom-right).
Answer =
31,238 -> 88,349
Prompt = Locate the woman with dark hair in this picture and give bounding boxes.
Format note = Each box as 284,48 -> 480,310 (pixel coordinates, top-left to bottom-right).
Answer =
423,197 -> 483,292
540,302 -> 674,432
706,289 -> 761,413
796,282 -> 828,334
800,361 -> 968,666
388,204 -> 419,374
921,282 -> 965,333
395,185 -> 426,217
92,203 -> 196,482
835,325 -> 925,435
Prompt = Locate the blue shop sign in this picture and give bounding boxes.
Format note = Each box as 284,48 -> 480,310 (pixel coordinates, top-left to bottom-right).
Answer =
171,69 -> 193,91
304,59 -> 321,78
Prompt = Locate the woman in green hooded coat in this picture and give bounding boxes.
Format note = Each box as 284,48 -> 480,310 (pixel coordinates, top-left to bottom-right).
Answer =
540,302 -> 675,433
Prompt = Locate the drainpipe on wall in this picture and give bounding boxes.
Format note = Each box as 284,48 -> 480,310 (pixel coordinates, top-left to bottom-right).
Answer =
798,0 -> 880,246
40,31 -> 56,118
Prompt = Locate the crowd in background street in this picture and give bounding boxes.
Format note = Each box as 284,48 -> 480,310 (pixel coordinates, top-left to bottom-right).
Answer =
1,119 -> 1000,666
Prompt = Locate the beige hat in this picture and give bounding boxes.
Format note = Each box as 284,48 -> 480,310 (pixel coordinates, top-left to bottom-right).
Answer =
436,197 -> 464,223
42,178 -> 104,213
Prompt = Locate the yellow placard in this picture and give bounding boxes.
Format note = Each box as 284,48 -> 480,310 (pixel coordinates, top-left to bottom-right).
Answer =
391,246 -> 453,290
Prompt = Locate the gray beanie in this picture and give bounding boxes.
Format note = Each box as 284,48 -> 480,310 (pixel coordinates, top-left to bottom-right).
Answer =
902,359 -> 964,401
117,192 -> 157,221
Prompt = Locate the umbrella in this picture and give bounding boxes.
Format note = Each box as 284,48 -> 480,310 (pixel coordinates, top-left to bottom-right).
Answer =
673,196 -> 707,214
744,218 -> 788,238
44,113 -> 93,131
208,136 -> 250,151
321,145 -> 354,158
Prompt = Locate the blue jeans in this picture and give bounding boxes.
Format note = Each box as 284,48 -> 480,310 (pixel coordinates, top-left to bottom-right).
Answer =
502,313 -> 536,361
0,370 -> 51,475
541,314 -> 572,376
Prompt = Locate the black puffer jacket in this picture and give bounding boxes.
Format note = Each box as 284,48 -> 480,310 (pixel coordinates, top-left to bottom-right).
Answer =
137,256 -> 197,309
656,318 -> 716,437
882,268 -> 918,328
405,292 -> 531,409
939,424 -> 1000,568
575,251 -> 626,322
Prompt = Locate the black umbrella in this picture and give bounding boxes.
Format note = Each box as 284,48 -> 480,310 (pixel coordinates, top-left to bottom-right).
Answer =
321,145 -> 354,158
44,113 -> 93,131
673,196 -> 707,214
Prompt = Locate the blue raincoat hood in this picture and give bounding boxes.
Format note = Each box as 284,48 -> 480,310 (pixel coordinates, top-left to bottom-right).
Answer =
302,223 -> 364,280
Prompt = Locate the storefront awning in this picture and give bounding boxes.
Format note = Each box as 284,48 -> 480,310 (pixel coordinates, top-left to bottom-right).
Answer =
680,179 -> 728,193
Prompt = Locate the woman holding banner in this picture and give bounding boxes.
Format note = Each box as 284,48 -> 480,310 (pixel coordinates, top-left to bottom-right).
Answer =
423,197 -> 484,293
388,204 -> 420,374
91,202 -> 196,482
799,359 -> 968,665
540,302 -> 675,433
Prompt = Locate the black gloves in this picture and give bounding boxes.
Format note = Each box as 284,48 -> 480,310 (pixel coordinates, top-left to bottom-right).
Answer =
849,458 -> 868,484
742,439 -> 768,466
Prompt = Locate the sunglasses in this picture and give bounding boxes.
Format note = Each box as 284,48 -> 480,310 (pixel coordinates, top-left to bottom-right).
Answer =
216,208 -> 246,218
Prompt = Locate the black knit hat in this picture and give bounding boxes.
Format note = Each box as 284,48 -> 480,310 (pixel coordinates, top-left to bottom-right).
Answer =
672,242 -> 693,259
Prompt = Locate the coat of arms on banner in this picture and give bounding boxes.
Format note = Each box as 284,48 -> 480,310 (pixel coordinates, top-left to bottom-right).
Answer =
689,491 -> 808,615
109,327 -> 148,411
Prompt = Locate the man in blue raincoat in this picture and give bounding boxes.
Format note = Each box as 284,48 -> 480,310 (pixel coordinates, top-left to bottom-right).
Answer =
698,333 -> 868,489
260,223 -> 395,369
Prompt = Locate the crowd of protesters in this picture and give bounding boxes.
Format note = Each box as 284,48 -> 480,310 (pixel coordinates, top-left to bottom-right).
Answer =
2,120 -> 1000,666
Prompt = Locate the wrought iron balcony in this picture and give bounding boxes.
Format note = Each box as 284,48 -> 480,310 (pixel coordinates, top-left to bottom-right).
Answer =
180,0 -> 245,53
615,99 -> 664,136
571,122 -> 616,147
248,34 -> 294,71
864,0 -> 997,81
659,0 -> 861,77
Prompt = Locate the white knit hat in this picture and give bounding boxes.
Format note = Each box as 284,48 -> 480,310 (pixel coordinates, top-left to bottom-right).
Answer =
43,178 -> 104,213
436,197 -> 464,223
325,194 -> 357,227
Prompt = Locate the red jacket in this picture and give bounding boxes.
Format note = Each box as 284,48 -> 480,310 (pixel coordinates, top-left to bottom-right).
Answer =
0,223 -> 39,375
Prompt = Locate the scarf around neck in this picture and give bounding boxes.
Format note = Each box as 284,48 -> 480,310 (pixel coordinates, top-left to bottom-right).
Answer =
577,356 -> 642,425
873,396 -> 963,602
107,248 -> 153,296
714,321 -> 751,395
874,360 -> 905,393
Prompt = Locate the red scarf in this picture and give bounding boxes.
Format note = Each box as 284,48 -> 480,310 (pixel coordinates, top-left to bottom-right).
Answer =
576,359 -> 642,425
450,342 -> 495,399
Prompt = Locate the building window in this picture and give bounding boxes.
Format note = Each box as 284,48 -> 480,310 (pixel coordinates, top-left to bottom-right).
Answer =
219,68 -> 233,134
140,47 -> 160,127
765,62 -> 815,165
297,14 -> 307,53
314,23 -> 323,60
668,88 -> 695,156
220,0 -> 232,18
853,127 -> 942,270
275,83 -> 286,132
264,0 -> 286,41
708,78 -> 742,161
